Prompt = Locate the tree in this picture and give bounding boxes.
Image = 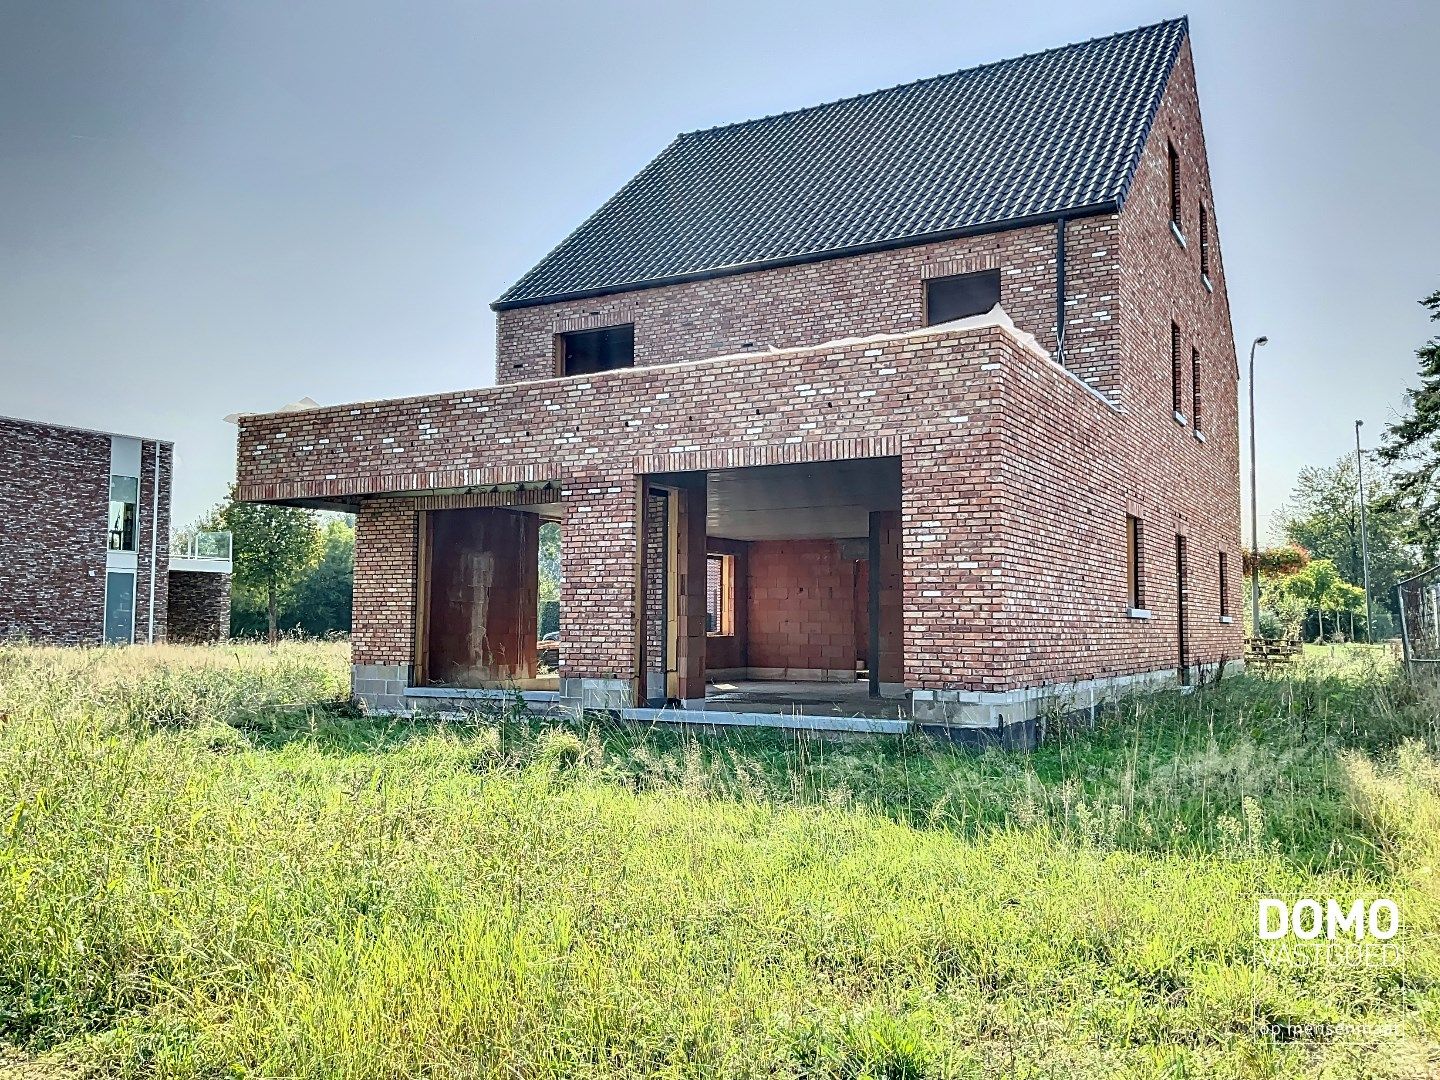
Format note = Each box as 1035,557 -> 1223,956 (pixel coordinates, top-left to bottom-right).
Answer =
1378,287 -> 1440,562
217,495 -> 321,643
1264,558 -> 1368,643
284,518 -> 354,635
1276,454 -> 1417,622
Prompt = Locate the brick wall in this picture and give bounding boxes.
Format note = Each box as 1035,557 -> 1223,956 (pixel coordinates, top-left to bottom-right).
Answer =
167,570 -> 231,642
496,219 -> 1126,396
352,501 -> 419,666
0,418 -> 109,644
0,418 -> 172,646
236,37 -> 1242,699
745,540 -> 859,675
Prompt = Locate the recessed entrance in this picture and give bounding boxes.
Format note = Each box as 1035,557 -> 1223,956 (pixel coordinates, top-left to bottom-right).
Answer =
639,457 -> 905,718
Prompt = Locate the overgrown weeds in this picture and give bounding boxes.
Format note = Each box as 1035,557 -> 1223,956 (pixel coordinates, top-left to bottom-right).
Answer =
0,642 -> 1435,1077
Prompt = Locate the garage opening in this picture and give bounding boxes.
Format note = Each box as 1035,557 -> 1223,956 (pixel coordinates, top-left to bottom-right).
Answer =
639,457 -> 905,719
416,502 -> 562,691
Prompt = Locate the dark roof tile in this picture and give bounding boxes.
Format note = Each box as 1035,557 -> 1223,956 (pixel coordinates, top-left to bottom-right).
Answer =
494,18 -> 1186,309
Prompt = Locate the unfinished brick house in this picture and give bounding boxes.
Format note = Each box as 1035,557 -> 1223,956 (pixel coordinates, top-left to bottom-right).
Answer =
234,18 -> 1243,743
0,415 -> 233,646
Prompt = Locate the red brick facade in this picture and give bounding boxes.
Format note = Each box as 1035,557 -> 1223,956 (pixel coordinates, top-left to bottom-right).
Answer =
234,40 -> 1242,712
0,416 -> 172,646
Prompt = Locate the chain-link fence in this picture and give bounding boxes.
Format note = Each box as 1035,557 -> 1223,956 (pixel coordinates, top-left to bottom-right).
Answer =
1397,566 -> 1440,678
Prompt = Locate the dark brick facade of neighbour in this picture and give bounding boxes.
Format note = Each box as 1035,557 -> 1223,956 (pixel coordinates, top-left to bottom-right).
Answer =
167,570 -> 232,642
234,23 -> 1243,733
0,416 -> 172,646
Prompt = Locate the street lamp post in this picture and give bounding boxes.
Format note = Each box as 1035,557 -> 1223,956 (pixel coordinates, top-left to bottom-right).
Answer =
1355,419 -> 1374,644
1248,336 -> 1269,640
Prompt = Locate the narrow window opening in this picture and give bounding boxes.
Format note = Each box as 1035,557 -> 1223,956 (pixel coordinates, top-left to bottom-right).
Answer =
1126,515 -> 1144,610
1168,143 -> 1182,230
1199,204 -> 1211,280
1170,323 -> 1184,418
706,553 -> 734,636
1191,347 -> 1203,432
925,269 -> 1001,325
108,474 -> 139,552
1219,552 -> 1230,618
557,323 -> 635,376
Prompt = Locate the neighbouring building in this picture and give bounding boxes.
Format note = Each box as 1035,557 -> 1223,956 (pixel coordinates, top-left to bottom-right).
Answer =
0,415 -> 232,646
233,18 -> 1243,744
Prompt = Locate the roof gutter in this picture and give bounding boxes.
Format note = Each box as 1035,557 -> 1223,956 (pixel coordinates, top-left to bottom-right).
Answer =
490,200 -> 1120,312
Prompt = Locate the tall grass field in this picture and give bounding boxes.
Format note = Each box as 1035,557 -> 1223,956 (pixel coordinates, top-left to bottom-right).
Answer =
0,641 -> 1437,1077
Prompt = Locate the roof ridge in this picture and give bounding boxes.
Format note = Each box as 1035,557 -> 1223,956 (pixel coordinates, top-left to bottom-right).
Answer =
680,16 -> 1188,141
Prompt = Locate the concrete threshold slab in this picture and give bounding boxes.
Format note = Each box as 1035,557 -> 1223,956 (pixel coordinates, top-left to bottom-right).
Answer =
405,686 -> 561,705
620,706 -> 910,735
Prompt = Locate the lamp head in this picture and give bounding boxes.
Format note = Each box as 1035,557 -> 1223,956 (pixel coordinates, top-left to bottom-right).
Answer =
1254,336 -> 1269,346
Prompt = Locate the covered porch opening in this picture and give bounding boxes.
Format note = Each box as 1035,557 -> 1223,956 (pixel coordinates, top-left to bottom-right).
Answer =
414,502 -> 562,692
640,457 -> 905,720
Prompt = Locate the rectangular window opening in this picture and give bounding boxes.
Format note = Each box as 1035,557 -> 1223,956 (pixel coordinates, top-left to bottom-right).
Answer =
557,323 -> 635,376
108,474 -> 139,552
925,269 -> 1001,325
706,553 -> 734,636
1219,552 -> 1230,618
1191,347 -> 1203,432
1170,323 -> 1184,417
1126,515 -> 1144,610
1199,203 -> 1211,280
1168,143 -> 1182,229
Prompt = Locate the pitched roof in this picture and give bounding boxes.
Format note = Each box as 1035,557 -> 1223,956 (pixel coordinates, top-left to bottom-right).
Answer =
494,18 -> 1187,310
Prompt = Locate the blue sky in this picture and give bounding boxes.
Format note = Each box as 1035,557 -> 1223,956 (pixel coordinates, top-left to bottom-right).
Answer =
1,0 -> 1436,531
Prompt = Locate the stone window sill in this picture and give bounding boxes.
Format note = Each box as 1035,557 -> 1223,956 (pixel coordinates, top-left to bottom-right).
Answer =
1220,616 -> 1233,624
1193,429 -> 1206,443
1127,608 -> 1154,620
1173,410 -> 1187,426
1171,221 -> 1187,248
1202,274 -> 1213,293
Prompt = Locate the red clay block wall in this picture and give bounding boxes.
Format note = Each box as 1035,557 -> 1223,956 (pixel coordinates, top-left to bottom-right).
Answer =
745,540 -> 859,676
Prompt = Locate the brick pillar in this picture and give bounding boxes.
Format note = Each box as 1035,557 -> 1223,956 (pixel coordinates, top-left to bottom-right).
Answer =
351,500 -> 420,713
558,473 -> 638,709
869,509 -> 904,695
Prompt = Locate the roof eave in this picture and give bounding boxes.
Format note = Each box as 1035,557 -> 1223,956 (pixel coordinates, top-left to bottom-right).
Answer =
490,200 -> 1121,312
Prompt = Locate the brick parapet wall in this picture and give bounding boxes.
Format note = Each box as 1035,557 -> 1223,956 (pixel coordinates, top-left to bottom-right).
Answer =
248,323 -> 1231,692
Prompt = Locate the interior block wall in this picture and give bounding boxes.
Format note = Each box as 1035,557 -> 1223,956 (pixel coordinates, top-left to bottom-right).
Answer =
745,539 -> 860,676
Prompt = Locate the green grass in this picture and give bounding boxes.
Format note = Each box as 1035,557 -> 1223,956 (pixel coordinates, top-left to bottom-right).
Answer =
0,642 -> 1437,1078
